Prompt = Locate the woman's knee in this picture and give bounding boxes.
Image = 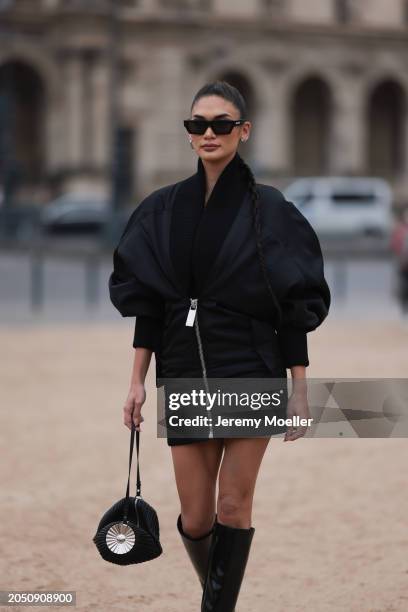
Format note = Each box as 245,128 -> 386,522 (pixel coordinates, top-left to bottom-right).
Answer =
217,489 -> 253,525
180,508 -> 216,538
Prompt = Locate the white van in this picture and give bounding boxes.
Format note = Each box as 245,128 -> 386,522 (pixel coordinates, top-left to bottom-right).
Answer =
283,177 -> 393,241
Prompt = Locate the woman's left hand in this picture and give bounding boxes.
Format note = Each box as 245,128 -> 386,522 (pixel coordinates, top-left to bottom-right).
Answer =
283,390 -> 311,442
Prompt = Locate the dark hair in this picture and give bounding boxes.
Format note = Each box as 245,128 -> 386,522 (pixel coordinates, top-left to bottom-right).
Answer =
190,80 -> 247,118
191,80 -> 283,326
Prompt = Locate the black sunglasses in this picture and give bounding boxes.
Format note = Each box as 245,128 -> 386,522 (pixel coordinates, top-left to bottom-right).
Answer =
183,118 -> 246,135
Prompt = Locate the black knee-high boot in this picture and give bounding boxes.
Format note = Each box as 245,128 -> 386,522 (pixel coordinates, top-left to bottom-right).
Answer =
177,514 -> 215,588
201,520 -> 255,612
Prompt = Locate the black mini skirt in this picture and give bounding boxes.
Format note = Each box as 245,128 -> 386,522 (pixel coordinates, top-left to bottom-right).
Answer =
164,365 -> 288,446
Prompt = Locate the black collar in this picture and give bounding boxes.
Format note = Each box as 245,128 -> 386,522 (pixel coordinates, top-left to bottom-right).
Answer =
170,151 -> 249,295
196,150 -> 248,209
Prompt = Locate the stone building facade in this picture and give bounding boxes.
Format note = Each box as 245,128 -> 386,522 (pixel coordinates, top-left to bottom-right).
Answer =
1,0 -> 408,208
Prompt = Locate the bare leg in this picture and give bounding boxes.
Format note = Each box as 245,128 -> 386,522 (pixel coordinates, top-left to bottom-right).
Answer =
171,439 -> 224,537
217,437 -> 271,528
200,437 -> 271,611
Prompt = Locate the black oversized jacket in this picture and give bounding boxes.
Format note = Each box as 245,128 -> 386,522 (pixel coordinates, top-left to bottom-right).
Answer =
109,176 -> 331,386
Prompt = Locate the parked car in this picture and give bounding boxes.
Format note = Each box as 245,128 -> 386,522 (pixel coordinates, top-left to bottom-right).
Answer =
40,193 -> 110,235
283,177 -> 393,242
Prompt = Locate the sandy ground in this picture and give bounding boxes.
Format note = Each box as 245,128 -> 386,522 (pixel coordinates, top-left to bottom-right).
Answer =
1,318 -> 408,612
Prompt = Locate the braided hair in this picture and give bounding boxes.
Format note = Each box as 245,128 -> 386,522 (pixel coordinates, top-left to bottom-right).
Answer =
190,81 -> 283,326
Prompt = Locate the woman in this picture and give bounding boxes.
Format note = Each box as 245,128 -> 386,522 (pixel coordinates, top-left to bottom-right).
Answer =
109,81 -> 331,611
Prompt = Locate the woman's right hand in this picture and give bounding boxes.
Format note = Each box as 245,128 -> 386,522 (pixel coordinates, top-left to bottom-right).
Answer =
123,383 -> 146,431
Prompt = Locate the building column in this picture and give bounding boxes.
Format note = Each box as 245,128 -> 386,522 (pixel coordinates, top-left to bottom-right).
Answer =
64,52 -> 84,169
329,84 -> 366,175
154,45 -> 186,173
253,78 -> 290,177
138,45 -> 187,192
46,93 -> 63,175
90,55 -> 110,170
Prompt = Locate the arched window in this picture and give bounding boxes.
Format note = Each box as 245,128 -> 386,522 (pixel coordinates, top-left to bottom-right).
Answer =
112,126 -> 135,207
367,80 -> 406,177
334,0 -> 351,23
260,0 -> 286,17
157,0 -> 212,9
404,0 -> 408,23
0,61 -> 45,193
291,76 -> 332,176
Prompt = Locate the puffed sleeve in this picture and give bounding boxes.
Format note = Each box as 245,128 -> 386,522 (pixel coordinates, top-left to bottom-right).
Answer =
108,206 -> 165,323
133,316 -> 163,351
109,244 -> 165,319
275,198 -> 331,368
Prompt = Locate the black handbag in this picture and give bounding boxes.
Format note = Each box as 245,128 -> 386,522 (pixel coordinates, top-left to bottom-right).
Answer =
92,424 -> 163,565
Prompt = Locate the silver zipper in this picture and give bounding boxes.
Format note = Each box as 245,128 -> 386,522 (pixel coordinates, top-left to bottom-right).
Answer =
185,297 -> 213,436
185,298 -> 197,327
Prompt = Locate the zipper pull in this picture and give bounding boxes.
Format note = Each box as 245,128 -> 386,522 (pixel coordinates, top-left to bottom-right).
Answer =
185,298 -> 198,326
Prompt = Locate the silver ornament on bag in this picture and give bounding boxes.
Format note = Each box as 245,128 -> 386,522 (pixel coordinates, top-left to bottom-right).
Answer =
106,522 -> 136,554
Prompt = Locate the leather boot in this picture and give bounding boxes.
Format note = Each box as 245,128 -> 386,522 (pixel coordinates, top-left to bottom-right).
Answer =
177,513 -> 215,588
201,520 -> 255,612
